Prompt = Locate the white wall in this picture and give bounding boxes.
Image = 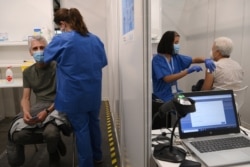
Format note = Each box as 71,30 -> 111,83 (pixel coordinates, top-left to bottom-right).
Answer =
159,0 -> 250,127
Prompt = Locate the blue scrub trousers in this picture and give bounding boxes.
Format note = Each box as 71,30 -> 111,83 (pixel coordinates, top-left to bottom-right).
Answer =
67,109 -> 102,167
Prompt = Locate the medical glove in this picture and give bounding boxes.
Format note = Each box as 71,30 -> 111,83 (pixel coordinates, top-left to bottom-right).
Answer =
187,66 -> 203,74
205,58 -> 216,73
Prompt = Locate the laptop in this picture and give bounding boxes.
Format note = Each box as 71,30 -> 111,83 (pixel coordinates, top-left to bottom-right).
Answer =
178,90 -> 250,167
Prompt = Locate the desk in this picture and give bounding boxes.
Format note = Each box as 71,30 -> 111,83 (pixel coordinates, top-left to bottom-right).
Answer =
152,127 -> 250,167
0,78 -> 23,88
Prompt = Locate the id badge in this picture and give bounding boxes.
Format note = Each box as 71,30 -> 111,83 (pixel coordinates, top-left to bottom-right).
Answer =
171,84 -> 177,94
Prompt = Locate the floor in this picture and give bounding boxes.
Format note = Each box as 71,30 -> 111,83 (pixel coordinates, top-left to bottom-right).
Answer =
0,101 -> 120,167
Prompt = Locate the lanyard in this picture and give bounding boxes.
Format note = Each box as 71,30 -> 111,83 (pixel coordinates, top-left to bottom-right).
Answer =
165,57 -> 174,74
165,57 -> 177,90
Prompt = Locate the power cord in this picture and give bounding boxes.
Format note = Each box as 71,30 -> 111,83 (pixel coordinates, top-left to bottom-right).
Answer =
240,127 -> 248,136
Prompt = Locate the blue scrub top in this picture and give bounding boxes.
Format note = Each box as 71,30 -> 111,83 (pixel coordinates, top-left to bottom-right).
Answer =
152,53 -> 192,102
44,31 -> 107,113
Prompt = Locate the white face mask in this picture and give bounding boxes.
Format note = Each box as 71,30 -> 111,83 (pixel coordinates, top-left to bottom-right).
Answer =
210,50 -> 213,59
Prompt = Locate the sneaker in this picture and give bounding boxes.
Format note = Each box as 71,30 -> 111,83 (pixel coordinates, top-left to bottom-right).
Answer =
57,138 -> 66,156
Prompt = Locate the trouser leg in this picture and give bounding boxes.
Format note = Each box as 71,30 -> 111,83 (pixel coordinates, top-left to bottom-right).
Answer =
8,129 -> 44,166
43,123 -> 61,154
6,141 -> 25,167
89,108 -> 102,161
67,112 -> 94,167
12,129 -> 44,144
43,123 -> 61,165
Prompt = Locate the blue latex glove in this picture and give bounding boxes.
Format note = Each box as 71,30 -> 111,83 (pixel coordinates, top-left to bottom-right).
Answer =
187,66 -> 203,74
205,58 -> 216,73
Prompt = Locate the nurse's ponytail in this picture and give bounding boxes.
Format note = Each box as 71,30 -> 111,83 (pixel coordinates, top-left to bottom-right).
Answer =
54,8 -> 89,36
68,8 -> 89,36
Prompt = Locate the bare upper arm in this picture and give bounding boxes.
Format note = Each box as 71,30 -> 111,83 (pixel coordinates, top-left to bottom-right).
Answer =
201,71 -> 214,90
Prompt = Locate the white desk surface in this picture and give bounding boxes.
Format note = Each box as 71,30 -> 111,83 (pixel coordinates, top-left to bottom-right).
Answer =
0,78 -> 23,88
152,127 -> 250,167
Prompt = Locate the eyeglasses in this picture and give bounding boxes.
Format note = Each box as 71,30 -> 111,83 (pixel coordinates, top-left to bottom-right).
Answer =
32,46 -> 45,51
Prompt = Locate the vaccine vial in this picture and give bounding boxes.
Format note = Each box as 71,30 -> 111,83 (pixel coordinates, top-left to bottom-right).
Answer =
34,28 -> 41,36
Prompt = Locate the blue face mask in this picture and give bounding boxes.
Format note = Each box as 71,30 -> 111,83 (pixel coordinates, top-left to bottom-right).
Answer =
33,51 -> 44,62
173,44 -> 180,54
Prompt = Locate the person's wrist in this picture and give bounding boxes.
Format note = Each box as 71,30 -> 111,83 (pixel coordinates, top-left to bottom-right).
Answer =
45,109 -> 50,114
187,68 -> 192,74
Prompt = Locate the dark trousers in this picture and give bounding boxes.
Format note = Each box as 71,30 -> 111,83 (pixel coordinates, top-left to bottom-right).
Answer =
7,123 -> 60,166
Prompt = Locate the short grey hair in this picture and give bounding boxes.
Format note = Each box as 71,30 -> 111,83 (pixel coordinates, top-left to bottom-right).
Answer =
28,35 -> 48,50
214,37 -> 233,57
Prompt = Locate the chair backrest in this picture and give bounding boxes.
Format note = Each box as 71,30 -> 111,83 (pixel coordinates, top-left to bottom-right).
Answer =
233,85 -> 248,112
215,85 -> 248,113
152,96 -> 165,129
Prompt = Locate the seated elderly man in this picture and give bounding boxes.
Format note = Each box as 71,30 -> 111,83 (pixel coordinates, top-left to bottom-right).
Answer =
6,36 -> 71,167
201,37 -> 244,90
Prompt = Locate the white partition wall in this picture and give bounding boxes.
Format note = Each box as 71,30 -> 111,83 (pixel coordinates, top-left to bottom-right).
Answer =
106,0 -> 151,166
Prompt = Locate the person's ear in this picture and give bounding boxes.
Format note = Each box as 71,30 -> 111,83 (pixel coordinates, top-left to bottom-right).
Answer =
59,21 -> 65,25
29,49 -> 33,56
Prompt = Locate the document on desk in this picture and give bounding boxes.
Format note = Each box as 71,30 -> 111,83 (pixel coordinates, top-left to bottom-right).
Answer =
178,90 -> 250,167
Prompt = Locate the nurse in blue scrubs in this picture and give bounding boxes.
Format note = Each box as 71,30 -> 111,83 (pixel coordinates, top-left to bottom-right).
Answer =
43,8 -> 107,167
152,31 -> 215,102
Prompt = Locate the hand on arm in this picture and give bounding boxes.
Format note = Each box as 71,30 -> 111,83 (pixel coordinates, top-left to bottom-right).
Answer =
192,57 -> 216,73
204,58 -> 216,73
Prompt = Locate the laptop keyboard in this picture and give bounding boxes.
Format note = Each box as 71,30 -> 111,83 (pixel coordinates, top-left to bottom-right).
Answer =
190,136 -> 250,153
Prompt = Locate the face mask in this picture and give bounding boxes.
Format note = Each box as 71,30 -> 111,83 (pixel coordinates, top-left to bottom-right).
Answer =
60,23 -> 67,33
33,51 -> 44,62
60,27 -> 66,33
210,50 -> 214,59
173,44 -> 180,54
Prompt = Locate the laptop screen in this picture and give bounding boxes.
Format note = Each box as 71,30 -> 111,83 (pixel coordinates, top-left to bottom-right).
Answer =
179,90 -> 240,139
